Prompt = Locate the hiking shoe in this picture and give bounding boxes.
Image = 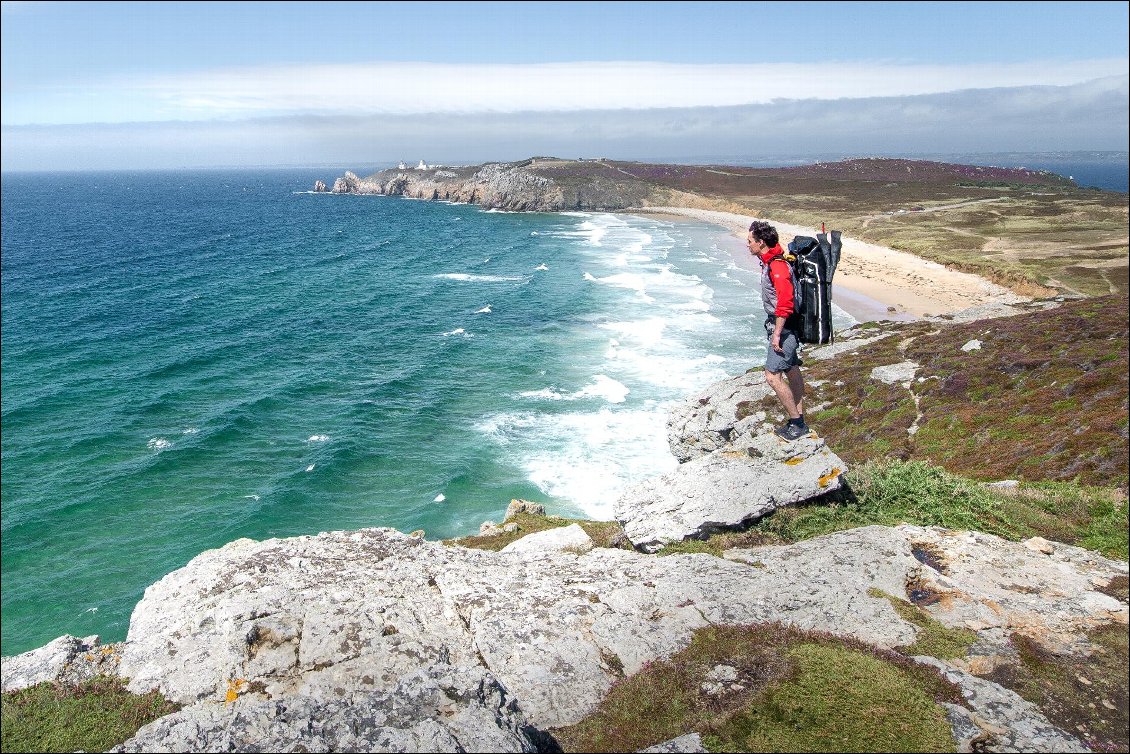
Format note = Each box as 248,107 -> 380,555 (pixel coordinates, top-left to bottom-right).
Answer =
775,422 -> 810,441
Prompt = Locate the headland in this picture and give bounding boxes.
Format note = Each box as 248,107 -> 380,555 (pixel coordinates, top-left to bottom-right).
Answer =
321,156 -> 1128,320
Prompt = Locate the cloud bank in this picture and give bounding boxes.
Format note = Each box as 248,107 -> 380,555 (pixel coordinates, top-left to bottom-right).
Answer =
3,58 -> 1127,125
3,76 -> 1127,171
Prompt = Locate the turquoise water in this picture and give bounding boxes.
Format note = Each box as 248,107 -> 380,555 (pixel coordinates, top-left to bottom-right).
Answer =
1,170 -> 851,655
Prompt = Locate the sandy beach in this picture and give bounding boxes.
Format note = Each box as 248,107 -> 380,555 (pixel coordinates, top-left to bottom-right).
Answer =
630,206 -> 1027,322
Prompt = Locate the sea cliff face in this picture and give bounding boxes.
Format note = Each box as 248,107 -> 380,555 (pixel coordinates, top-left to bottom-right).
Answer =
328,159 -> 651,212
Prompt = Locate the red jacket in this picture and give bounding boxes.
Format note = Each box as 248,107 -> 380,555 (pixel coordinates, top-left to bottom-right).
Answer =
759,244 -> 795,318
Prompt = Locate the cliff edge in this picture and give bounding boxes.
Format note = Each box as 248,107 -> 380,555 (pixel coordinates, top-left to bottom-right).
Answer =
3,298 -> 1127,753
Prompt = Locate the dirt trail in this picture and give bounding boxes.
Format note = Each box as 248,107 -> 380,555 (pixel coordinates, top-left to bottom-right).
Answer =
858,197 -> 1007,230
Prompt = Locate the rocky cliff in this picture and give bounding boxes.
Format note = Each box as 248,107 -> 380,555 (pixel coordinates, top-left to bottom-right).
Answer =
327,159 -> 653,212
3,300 -> 1128,753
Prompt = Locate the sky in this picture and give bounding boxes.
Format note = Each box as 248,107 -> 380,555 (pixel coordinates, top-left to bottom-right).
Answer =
1,1 -> 1127,171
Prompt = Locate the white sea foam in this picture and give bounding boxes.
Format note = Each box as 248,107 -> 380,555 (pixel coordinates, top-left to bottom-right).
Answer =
483,218 -> 742,496
672,300 -> 712,312
434,493 -> 446,503
181,427 -> 199,435
584,271 -> 654,302
305,464 -> 315,472
535,263 -> 548,270
435,273 -> 526,283
244,494 -> 261,501
306,434 -> 330,443
147,438 -> 171,451
476,406 -> 677,519
612,349 -> 731,392
550,219 -> 608,247
519,374 -> 629,404
599,318 -> 668,346
475,305 -> 492,314
594,307 -> 733,392
442,328 -> 467,337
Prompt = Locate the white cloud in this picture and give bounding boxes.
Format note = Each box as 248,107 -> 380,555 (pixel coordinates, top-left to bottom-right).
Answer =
4,58 -> 1128,125
4,75 -> 1125,171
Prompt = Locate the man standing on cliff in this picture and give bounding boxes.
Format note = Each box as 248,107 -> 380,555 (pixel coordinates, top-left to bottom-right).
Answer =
748,220 -> 810,441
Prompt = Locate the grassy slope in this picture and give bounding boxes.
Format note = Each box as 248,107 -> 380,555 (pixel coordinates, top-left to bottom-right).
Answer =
803,296 -> 1129,490
0,676 -> 178,753
528,157 -> 1129,298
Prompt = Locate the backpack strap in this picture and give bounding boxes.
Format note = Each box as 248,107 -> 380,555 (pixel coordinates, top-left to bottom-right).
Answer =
767,254 -> 791,273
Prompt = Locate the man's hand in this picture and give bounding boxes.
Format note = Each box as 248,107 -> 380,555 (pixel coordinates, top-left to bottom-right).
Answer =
772,317 -> 786,353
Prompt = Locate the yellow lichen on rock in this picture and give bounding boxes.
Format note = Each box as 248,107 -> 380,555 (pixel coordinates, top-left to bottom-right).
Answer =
819,468 -> 843,487
225,678 -> 248,704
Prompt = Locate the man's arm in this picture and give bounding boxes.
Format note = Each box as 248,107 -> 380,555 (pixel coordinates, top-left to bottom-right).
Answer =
768,258 -> 795,353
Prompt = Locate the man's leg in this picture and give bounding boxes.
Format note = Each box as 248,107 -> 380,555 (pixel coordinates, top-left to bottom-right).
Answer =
764,369 -> 801,420
785,366 -> 805,418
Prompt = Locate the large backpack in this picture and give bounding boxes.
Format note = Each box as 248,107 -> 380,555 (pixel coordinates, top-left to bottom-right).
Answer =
784,231 -> 842,345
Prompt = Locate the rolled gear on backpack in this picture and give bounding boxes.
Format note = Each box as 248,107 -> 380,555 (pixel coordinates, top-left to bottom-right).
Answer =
786,233 -> 837,346
818,231 -> 842,282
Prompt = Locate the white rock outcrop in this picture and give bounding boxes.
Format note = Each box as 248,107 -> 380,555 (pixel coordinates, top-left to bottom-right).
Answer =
0,633 -> 116,692
0,522 -> 1092,750
913,656 -> 1089,753
499,523 -> 593,554
614,432 -> 845,552
112,665 -> 547,753
108,525 -> 931,725
665,371 -> 774,463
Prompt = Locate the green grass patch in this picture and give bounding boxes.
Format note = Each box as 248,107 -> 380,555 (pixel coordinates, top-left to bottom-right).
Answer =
445,512 -> 632,552
578,520 -> 634,550
864,438 -> 894,455
670,459 -> 1127,561
746,459 -> 1008,543
1,675 -> 179,753
551,623 -> 962,753
869,589 -> 978,660
445,512 -> 570,551
656,530 -> 782,557
810,405 -> 851,422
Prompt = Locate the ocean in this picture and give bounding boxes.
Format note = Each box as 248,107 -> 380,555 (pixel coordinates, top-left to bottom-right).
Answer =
1,169 -> 858,655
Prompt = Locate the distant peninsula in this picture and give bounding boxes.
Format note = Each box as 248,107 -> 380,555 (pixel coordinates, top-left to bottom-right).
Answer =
321,156 -> 1076,213
320,156 -> 1128,311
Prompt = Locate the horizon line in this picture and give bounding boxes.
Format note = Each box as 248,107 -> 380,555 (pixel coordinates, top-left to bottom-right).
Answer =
3,150 -> 1129,176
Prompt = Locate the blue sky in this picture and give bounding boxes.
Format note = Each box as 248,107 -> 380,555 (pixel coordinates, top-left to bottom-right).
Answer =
2,1 -> 1127,170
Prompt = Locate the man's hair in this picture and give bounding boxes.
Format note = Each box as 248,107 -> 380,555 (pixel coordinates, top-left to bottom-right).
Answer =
749,220 -> 778,248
